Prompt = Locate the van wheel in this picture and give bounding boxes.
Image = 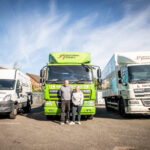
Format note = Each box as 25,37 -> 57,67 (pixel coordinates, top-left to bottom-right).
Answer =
9,105 -> 17,119
87,115 -> 94,120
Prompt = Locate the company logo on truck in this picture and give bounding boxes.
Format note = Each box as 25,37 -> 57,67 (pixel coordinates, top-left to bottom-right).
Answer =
136,56 -> 150,61
57,54 -> 79,59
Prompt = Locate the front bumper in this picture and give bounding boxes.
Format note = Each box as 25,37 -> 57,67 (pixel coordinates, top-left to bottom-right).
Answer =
44,106 -> 96,116
0,100 -> 14,113
125,105 -> 150,115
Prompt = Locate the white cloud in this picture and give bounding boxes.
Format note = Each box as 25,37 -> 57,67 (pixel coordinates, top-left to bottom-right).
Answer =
0,2 -> 150,74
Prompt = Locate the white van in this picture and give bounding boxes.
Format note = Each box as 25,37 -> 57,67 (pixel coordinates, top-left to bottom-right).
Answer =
0,69 -> 32,119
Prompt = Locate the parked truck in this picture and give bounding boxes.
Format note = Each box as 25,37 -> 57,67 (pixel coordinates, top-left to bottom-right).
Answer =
40,52 -> 101,119
0,69 -> 32,119
102,52 -> 150,116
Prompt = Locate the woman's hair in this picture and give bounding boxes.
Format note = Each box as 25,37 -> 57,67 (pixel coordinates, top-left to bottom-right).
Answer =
75,86 -> 80,92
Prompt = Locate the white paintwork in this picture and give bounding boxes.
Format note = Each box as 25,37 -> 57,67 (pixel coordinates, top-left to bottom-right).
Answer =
102,52 -> 150,114
0,69 -> 32,105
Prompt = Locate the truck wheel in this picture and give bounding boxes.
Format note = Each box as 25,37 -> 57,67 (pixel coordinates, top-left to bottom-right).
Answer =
105,99 -> 111,111
46,115 -> 55,120
119,99 -> 126,117
9,105 -> 17,119
87,115 -> 94,120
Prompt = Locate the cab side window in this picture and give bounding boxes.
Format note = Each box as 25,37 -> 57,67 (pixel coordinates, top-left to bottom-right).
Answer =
121,67 -> 128,86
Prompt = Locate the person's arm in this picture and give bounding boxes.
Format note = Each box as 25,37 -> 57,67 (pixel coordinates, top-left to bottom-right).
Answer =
59,87 -> 62,97
80,92 -> 84,106
72,93 -> 76,105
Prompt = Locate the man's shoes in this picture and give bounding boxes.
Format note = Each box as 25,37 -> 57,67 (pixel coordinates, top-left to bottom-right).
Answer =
66,120 -> 70,124
69,121 -> 75,125
77,121 -> 81,125
60,122 -> 65,125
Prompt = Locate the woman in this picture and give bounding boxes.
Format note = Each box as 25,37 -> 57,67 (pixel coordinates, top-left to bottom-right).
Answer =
69,86 -> 84,125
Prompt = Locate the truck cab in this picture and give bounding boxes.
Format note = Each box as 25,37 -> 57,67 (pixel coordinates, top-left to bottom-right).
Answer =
40,52 -> 101,119
0,69 -> 32,119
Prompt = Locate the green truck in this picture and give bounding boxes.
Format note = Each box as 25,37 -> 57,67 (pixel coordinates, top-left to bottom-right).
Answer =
40,52 -> 101,119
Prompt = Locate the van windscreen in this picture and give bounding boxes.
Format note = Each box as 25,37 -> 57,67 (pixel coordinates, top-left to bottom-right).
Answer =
0,79 -> 15,90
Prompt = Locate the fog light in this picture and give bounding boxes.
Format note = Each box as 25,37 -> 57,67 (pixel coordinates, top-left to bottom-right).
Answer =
128,100 -> 139,105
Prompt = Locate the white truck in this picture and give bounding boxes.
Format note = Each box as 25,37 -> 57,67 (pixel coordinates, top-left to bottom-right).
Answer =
0,69 -> 32,119
102,52 -> 150,116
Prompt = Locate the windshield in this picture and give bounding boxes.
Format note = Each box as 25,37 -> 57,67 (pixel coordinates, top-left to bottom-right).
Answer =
47,65 -> 93,82
0,79 -> 15,90
128,65 -> 150,83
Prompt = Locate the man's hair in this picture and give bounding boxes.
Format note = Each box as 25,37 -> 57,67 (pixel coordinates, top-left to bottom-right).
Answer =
64,80 -> 69,83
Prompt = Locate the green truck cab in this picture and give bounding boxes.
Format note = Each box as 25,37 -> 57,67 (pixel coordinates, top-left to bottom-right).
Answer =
40,52 -> 101,119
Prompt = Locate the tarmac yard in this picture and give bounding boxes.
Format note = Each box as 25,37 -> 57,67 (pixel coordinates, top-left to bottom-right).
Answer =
0,106 -> 150,150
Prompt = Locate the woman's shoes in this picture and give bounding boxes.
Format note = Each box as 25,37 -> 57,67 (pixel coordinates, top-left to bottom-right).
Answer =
77,121 -> 81,125
69,121 -> 75,125
69,121 -> 81,125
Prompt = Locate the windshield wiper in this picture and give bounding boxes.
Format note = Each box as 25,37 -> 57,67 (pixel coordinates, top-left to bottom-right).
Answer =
75,80 -> 92,83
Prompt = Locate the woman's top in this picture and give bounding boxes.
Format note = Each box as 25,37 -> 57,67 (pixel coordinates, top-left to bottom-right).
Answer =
72,91 -> 84,106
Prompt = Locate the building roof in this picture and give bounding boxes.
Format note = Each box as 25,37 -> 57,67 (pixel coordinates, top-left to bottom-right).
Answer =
26,73 -> 40,83
0,67 -> 6,69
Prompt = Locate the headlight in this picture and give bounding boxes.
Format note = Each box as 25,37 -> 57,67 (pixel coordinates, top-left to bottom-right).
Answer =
45,102 -> 53,106
86,101 -> 95,106
82,90 -> 90,94
128,100 -> 140,105
3,95 -> 11,101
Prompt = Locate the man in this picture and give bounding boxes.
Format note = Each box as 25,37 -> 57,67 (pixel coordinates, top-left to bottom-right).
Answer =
59,80 -> 73,125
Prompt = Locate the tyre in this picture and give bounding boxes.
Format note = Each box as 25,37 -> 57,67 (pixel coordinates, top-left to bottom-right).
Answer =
119,99 -> 126,117
105,99 -> 111,111
9,105 -> 17,119
87,115 -> 94,120
23,102 -> 31,113
46,115 -> 55,120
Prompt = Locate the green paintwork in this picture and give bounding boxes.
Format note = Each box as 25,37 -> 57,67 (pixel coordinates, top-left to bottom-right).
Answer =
43,52 -> 97,116
49,52 -> 91,64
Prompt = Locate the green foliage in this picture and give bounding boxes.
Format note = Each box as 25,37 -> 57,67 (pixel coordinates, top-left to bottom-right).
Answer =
94,78 -> 102,90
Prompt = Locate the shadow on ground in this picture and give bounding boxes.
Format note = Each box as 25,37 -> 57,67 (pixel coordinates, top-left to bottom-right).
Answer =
95,106 -> 150,120
0,105 -> 150,121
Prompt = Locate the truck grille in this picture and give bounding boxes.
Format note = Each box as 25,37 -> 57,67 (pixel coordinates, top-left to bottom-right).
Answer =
134,88 -> 150,98
50,95 -> 90,99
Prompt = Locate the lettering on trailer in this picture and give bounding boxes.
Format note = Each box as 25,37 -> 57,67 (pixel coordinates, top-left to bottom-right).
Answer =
57,54 -> 79,59
136,56 -> 150,61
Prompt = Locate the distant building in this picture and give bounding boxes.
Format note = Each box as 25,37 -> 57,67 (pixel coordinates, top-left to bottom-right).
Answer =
26,73 -> 41,91
0,67 -> 6,69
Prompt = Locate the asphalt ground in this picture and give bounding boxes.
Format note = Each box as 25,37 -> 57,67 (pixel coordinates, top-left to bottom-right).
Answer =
0,105 -> 150,150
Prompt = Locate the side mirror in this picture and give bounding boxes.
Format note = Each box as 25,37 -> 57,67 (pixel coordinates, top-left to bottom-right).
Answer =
97,78 -> 102,84
118,70 -> 121,78
40,78 -> 45,83
119,79 -> 122,84
97,68 -> 101,78
40,69 -> 44,78
16,85 -> 22,93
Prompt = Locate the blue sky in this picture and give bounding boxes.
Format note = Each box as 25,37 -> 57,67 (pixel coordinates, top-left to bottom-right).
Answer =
0,0 -> 150,74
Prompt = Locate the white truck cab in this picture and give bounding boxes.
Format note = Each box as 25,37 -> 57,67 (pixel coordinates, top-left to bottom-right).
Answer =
0,69 -> 32,119
102,52 -> 150,116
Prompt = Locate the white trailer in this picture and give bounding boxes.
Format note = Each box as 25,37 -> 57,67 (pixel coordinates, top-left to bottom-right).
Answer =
102,52 -> 150,116
0,69 -> 32,119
